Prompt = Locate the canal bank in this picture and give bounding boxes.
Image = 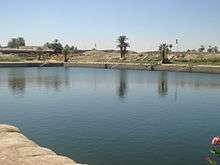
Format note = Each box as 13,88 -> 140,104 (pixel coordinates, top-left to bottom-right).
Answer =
0,62 -> 63,67
0,124 -> 83,165
64,62 -> 220,74
0,62 -> 220,74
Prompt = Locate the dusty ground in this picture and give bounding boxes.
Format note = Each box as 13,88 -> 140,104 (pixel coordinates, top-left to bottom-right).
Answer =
1,50 -> 220,65
67,50 -> 220,65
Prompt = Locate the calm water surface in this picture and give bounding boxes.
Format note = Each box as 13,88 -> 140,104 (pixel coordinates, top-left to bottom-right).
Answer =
0,67 -> 220,165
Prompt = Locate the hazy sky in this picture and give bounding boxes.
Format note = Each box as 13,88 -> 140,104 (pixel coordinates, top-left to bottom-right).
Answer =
0,0 -> 220,52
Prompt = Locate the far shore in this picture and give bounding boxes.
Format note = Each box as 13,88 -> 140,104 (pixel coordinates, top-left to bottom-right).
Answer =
65,62 -> 220,74
1,49 -> 220,73
0,61 -> 220,74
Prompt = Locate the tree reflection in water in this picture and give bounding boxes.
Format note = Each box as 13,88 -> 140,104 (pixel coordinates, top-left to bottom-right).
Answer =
117,70 -> 128,98
8,69 -> 26,96
158,71 -> 168,96
6,68 -> 70,96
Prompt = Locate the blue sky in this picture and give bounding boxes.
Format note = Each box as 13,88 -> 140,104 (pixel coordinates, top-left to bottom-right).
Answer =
0,0 -> 220,51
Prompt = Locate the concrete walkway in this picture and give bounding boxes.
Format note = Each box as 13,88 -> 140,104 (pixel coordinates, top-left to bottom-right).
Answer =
0,124 -> 83,165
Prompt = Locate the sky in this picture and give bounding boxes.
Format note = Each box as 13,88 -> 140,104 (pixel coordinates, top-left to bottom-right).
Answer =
0,0 -> 220,52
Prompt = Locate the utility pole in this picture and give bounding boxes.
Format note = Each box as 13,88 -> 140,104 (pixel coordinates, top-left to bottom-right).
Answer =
176,39 -> 179,56
176,39 -> 179,51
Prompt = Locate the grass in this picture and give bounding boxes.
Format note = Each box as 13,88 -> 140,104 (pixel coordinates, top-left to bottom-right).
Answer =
1,52 -> 220,66
173,57 -> 220,65
0,56 -> 26,62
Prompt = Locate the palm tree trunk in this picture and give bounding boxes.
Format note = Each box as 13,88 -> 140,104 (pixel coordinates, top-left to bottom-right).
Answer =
38,55 -> 41,61
162,51 -> 165,63
64,54 -> 68,62
120,48 -> 123,58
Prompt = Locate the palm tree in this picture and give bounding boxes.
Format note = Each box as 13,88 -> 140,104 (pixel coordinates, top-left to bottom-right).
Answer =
214,46 -> 218,53
36,47 -> 43,61
207,46 -> 212,53
198,45 -> 205,53
117,36 -> 130,59
159,43 -> 172,63
63,45 -> 70,62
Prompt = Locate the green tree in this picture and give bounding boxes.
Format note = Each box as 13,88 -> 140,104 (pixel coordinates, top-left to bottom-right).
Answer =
208,46 -> 219,53
159,43 -> 173,63
117,36 -> 130,58
214,46 -> 218,53
36,47 -> 44,61
44,39 -> 63,54
198,45 -> 205,53
7,37 -> 25,48
17,37 -> 25,47
207,46 -> 213,53
63,45 -> 70,62
70,46 -> 78,53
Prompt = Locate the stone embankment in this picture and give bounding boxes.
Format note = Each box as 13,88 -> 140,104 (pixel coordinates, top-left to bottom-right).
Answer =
0,62 -> 63,67
64,62 -> 220,74
0,124 -> 83,165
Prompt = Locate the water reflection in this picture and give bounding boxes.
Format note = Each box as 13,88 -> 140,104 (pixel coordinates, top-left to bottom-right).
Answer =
158,72 -> 168,96
6,68 -> 70,96
8,69 -> 26,96
1,68 -> 220,98
117,70 -> 128,98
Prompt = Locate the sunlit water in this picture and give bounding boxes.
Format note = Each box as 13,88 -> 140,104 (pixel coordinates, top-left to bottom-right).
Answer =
0,67 -> 220,165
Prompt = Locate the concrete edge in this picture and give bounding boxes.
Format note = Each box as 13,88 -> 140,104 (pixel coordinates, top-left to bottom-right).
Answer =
64,62 -> 220,74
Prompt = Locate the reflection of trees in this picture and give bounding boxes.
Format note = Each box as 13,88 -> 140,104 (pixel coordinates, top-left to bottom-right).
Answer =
6,68 -> 70,95
35,68 -> 69,91
158,71 -> 168,96
117,70 -> 128,98
8,69 -> 26,96
64,68 -> 70,87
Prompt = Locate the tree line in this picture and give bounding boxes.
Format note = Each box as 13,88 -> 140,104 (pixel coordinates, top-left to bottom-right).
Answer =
197,45 -> 218,53
2,36 -> 220,63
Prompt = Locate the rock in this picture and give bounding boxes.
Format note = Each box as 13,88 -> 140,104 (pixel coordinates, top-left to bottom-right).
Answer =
0,124 -> 84,165
0,125 -> 20,133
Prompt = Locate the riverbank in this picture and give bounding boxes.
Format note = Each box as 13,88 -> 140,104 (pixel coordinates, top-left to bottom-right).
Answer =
0,124 -> 83,165
0,61 -> 220,74
0,61 -> 63,67
65,62 -> 220,74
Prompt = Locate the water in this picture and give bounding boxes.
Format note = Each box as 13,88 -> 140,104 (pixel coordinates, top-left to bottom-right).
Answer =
0,67 -> 220,165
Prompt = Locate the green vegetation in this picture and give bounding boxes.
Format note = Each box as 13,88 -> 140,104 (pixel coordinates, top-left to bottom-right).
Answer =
117,36 -> 130,59
207,46 -> 218,53
174,56 -> 220,65
63,45 -> 70,62
1,36 -> 220,67
44,39 -> 63,54
159,43 -> 172,63
0,56 -> 26,62
198,45 -> 205,53
36,47 -> 44,61
7,37 -> 25,48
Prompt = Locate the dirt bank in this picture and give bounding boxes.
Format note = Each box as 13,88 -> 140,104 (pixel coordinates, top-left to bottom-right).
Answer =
65,62 -> 220,74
